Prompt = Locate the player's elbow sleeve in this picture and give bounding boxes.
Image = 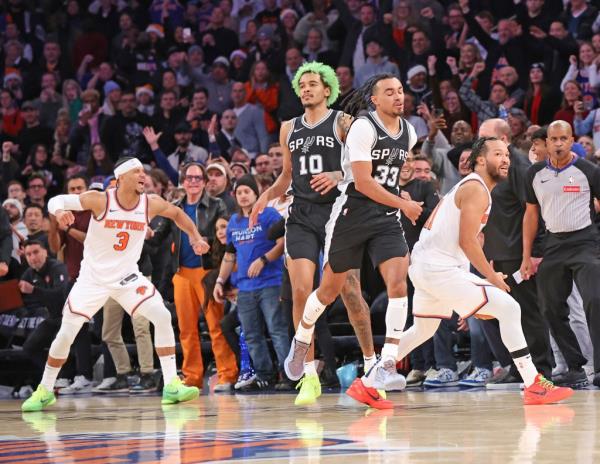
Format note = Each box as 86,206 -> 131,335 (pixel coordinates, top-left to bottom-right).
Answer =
48,194 -> 83,215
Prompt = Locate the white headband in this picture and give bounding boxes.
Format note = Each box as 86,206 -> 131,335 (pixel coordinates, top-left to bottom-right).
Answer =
114,158 -> 143,179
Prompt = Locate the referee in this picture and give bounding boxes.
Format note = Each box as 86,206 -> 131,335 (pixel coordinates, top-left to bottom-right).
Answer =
522,120 -> 600,388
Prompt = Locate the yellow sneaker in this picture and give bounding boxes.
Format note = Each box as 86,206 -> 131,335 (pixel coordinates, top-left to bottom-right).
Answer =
21,385 -> 56,412
294,374 -> 321,406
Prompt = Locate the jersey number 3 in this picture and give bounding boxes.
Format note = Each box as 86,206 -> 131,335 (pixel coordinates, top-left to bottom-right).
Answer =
114,231 -> 130,251
374,165 -> 399,187
299,154 -> 323,175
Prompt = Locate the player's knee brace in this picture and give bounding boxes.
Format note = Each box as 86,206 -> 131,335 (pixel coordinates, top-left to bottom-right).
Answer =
135,298 -> 175,348
48,320 -> 84,359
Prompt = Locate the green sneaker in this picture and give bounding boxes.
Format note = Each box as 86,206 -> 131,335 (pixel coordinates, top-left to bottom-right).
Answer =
294,374 -> 321,406
21,385 -> 56,412
161,377 -> 199,405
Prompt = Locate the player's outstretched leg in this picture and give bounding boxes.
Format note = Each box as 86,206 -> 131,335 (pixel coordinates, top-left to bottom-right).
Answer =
136,297 -> 199,404
22,319 -> 84,412
476,287 -> 573,405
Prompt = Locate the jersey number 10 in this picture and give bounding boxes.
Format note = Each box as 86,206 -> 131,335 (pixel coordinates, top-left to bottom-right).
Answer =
299,154 -> 323,175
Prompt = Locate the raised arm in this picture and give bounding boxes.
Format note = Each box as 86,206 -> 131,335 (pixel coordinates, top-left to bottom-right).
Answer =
249,121 -> 293,227
148,194 -> 209,255
456,180 -> 510,292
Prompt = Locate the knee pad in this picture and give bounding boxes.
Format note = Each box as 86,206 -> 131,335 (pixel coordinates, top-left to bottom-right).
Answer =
49,321 -> 83,359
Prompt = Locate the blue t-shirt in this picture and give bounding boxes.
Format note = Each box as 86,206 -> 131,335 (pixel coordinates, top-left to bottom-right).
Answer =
179,202 -> 202,268
226,207 -> 283,292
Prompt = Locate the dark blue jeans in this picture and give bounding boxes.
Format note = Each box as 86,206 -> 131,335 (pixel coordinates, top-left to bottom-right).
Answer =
237,286 -> 290,380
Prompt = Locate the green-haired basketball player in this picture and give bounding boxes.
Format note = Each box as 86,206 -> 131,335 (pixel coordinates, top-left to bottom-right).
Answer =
250,62 -> 387,407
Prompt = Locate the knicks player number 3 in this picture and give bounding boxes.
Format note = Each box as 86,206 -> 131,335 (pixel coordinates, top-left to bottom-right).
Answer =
113,231 -> 130,251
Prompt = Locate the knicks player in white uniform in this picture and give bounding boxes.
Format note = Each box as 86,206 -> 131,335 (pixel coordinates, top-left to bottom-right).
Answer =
22,157 -> 208,412
372,137 -> 573,406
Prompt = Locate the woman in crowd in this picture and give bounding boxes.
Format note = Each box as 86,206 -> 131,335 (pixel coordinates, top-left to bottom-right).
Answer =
245,60 -> 279,139
524,63 -> 561,125
561,42 -> 600,110
554,80 -> 586,130
86,142 -> 114,184
0,89 -> 23,137
62,79 -> 83,124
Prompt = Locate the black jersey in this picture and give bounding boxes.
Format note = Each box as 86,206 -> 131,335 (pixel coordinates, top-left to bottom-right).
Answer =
344,112 -> 413,202
286,109 -> 344,204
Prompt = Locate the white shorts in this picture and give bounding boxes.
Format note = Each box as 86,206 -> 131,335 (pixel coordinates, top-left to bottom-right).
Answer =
408,261 -> 492,319
63,271 -> 158,323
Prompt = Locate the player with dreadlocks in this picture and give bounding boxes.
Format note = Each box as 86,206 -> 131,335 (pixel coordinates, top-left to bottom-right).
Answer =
282,73 -> 424,409
250,62 -> 380,407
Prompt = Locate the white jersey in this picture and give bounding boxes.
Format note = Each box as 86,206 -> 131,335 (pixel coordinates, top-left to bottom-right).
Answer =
79,188 -> 149,283
412,173 -> 491,269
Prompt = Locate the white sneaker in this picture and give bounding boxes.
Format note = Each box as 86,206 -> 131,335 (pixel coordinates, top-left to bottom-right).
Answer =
60,375 -> 93,395
93,377 -> 116,392
55,378 -> 71,389
370,359 -> 407,391
423,368 -> 459,387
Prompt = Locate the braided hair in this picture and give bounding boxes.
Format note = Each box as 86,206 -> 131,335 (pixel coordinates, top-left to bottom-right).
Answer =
341,73 -> 400,117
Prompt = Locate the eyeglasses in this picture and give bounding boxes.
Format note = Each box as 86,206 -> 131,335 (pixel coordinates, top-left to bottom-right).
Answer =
184,175 -> 204,182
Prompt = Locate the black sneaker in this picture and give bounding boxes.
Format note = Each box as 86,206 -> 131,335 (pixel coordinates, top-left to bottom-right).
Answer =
274,376 -> 294,391
553,368 -> 588,389
129,373 -> 157,393
97,374 -> 130,393
239,377 -> 271,392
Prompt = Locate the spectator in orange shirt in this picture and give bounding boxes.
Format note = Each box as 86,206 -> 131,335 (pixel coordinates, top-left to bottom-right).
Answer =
244,61 -> 279,138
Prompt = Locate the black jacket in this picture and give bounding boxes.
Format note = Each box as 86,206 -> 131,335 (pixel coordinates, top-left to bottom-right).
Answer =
157,190 -> 228,273
21,258 -> 69,319
399,179 -> 439,251
483,146 -> 543,261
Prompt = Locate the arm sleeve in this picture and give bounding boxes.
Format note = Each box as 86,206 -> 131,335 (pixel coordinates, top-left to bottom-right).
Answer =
152,148 -> 179,185
524,165 -> 539,205
346,119 -> 377,162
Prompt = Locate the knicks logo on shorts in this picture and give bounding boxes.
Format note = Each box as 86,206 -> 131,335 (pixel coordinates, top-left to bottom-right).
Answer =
136,286 -> 148,295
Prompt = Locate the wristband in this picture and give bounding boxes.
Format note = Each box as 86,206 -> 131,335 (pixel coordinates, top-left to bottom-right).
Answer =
260,255 -> 269,265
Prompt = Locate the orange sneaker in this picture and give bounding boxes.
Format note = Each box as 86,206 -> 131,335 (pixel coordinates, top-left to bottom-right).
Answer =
523,374 -> 574,405
346,378 -> 394,410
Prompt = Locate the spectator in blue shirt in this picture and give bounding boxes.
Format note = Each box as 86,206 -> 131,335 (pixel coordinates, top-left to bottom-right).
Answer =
214,174 -> 290,390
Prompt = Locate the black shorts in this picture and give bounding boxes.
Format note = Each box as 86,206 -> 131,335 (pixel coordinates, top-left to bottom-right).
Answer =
285,200 -> 334,264
325,197 -> 409,273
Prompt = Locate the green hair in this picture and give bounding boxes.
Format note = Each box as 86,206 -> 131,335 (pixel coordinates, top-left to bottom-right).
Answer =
292,61 -> 340,107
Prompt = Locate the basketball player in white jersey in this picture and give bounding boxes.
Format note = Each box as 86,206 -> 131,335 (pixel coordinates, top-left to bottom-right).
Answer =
362,137 -> 573,406
22,157 -> 208,412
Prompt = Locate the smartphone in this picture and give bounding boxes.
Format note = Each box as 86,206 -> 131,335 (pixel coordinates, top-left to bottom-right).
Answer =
183,28 -> 192,40
432,107 -> 444,118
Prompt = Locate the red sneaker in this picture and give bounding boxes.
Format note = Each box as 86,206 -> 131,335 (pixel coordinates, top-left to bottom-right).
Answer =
346,378 -> 394,410
523,374 -> 574,405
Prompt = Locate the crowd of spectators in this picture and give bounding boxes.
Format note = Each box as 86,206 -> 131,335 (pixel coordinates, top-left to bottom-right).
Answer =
2,0 -> 600,394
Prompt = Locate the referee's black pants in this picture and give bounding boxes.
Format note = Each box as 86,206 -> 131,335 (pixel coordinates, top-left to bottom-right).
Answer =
537,226 -> 600,372
492,260 -> 553,377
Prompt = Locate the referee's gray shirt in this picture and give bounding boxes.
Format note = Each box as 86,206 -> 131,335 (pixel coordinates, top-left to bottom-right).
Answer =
525,157 -> 600,233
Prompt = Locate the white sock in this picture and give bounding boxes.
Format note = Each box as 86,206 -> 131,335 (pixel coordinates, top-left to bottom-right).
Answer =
159,354 -> 178,385
304,361 -> 318,376
362,358 -> 381,388
385,297 -> 408,339
295,292 -> 326,344
40,364 -> 60,391
381,343 -> 399,363
363,354 -> 376,373
513,353 -> 538,387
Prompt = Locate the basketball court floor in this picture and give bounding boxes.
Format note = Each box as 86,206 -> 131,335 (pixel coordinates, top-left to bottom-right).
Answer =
0,388 -> 596,463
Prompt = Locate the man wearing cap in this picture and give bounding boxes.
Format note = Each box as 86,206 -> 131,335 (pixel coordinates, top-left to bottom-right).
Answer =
206,163 -> 236,213
17,100 -> 53,162
406,65 -> 430,107
231,82 -> 269,158
252,25 -> 285,76
167,121 -> 209,170
204,57 -> 233,114
136,85 -> 155,117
